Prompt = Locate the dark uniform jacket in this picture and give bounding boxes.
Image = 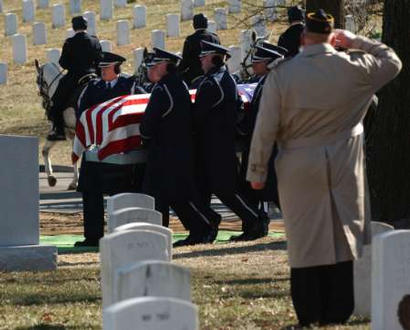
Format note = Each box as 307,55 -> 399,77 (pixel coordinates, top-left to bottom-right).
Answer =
77,75 -> 144,194
140,72 -> 195,202
193,65 -> 238,192
178,29 -> 220,86
59,31 -> 102,78
278,23 -> 304,58
239,75 -> 279,203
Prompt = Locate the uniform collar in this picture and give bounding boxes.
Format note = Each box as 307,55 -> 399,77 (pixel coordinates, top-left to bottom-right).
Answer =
207,65 -> 226,76
299,43 -> 336,57
105,77 -> 118,88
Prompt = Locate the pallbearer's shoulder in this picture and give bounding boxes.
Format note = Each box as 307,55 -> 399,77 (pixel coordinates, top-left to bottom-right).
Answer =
268,56 -> 293,72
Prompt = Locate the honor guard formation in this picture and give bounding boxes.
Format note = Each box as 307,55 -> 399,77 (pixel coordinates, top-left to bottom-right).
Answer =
40,6 -> 401,328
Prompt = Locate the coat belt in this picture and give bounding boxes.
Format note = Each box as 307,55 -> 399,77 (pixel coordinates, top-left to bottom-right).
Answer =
278,123 -> 364,150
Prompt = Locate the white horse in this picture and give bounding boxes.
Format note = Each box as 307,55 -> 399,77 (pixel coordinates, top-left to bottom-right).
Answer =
35,60 -> 80,190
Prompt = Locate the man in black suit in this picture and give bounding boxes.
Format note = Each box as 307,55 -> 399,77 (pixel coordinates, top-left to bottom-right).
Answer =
48,16 -> 102,140
278,6 -> 305,58
178,13 -> 220,86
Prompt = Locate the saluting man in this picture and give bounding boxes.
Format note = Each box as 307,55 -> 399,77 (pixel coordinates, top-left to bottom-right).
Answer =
75,52 -> 145,247
193,41 -> 266,241
238,42 -> 286,233
247,9 -> 401,326
140,48 -> 217,246
48,16 -> 102,140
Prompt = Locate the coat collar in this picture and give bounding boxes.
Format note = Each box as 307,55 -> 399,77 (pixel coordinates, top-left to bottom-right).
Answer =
299,43 -> 336,57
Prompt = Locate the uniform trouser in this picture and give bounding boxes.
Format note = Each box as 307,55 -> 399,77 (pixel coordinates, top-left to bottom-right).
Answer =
290,260 -> 354,326
82,191 -> 105,241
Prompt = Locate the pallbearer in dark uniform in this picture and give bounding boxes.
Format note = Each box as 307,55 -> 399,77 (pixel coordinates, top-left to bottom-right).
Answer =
48,16 -> 102,140
140,48 -> 217,246
194,41 -> 266,241
178,13 -> 220,86
278,6 -> 305,58
75,52 -> 145,247
238,43 -> 285,231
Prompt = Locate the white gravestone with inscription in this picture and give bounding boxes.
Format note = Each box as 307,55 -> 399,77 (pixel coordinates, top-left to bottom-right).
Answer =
194,0 -> 205,7
115,223 -> 172,257
227,45 -> 241,73
12,34 -> 27,65
84,11 -> 97,36
354,221 -> 394,317
0,136 -> 56,271
214,8 -> 227,30
66,28 -> 74,38
37,0 -> 49,9
133,5 -> 146,28
33,22 -> 47,45
207,20 -> 217,34
103,297 -> 199,330
5,13 -> 18,36
166,14 -> 180,37
228,0 -> 241,13
133,47 -> 144,73
115,0 -> 127,7
70,0 -> 81,14
0,63 -> 7,85
181,0 -> 193,21
100,40 -> 113,52
23,0 -> 36,23
46,48 -> 61,66
151,30 -> 165,50
252,15 -> 267,37
107,192 -> 155,215
116,20 -> 130,46
240,29 -> 252,63
0,0 -> 3,13
100,0 -> 113,20
372,230 -> 410,330
113,261 -> 191,305
264,0 -> 276,22
108,207 -> 162,232
345,15 -> 357,33
52,4 -> 65,28
100,230 -> 170,307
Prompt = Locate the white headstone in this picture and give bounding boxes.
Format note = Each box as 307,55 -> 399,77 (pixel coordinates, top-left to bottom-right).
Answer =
109,207 -> 162,233
69,0 -> 81,14
151,29 -> 165,49
345,15 -> 357,33
193,0 -> 205,7
100,39 -> 113,52
12,34 -> 27,65
251,15 -> 266,37
114,222 -> 172,257
37,0 -> 49,9
133,47 -> 144,73
100,0 -> 113,20
180,0 -> 193,21
133,5 -> 146,28
22,0 -> 36,23
0,63 -> 7,85
0,136 -> 56,271
166,14 -> 179,38
116,20 -> 130,46
372,230 -> 410,330
113,261 -> 191,305
115,0 -> 127,8
0,0 -> 3,13
46,48 -> 61,65
240,29 -> 252,62
207,20 -> 217,34
100,230 -> 170,307
227,46 -> 241,73
264,0 -> 276,22
52,4 -> 65,28
214,8 -> 227,30
354,221 -> 394,318
33,22 -> 47,45
5,13 -> 18,36
228,0 -> 241,14
66,28 -> 74,38
84,11 -> 97,36
107,193 -> 155,215
103,297 -> 199,330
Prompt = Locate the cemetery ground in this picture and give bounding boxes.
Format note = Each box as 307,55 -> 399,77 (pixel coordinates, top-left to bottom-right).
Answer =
0,213 -> 370,329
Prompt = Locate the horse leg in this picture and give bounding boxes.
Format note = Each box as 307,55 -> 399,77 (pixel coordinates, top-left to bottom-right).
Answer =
42,140 -> 57,187
67,157 -> 79,191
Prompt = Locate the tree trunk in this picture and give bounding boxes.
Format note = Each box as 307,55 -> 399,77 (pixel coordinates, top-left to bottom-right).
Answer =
367,0 -> 410,227
306,0 -> 345,28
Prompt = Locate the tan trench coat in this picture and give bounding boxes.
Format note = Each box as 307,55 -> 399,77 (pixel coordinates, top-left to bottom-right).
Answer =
247,36 -> 402,268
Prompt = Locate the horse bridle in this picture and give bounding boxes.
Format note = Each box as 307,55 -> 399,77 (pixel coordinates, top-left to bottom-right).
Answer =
37,65 -> 65,111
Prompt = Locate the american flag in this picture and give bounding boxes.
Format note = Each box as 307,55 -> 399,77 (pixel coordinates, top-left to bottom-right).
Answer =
72,84 -> 257,163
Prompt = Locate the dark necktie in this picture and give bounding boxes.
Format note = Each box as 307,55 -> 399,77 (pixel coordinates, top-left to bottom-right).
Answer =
106,82 -> 111,90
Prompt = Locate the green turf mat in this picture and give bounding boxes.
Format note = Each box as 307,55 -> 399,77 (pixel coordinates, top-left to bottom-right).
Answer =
40,231 -> 285,254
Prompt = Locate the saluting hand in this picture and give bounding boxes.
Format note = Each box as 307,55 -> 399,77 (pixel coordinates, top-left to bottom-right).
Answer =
333,29 -> 356,49
251,182 -> 265,190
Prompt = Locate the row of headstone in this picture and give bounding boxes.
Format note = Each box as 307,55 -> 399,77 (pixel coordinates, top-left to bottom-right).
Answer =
101,193 -> 199,329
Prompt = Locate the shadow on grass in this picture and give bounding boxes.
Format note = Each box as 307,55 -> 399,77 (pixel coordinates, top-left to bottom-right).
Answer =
214,277 -> 289,285
11,295 -> 100,306
227,289 -> 290,300
16,325 -> 66,330
174,240 -> 287,259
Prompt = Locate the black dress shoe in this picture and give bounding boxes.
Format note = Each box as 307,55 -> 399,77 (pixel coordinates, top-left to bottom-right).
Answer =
47,131 -> 66,141
74,239 -> 99,247
230,220 -> 266,242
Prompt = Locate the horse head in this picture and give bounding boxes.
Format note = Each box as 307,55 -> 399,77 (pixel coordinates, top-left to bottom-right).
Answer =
34,60 -> 64,111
